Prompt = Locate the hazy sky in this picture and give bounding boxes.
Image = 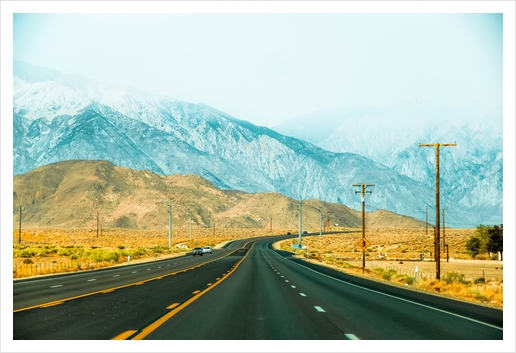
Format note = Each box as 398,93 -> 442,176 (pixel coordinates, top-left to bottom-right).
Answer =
11,5 -> 504,128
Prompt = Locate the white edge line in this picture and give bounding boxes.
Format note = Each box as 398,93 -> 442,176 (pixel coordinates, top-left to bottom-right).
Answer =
345,333 -> 360,340
267,241 -> 503,331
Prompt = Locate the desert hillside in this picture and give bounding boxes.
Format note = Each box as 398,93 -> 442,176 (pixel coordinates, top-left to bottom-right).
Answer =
13,160 -> 427,230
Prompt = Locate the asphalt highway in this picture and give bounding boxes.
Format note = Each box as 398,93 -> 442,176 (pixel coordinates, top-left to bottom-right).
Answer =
13,235 -> 503,341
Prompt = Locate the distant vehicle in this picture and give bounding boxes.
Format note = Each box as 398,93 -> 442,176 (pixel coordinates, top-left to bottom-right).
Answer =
303,231 -> 308,234
286,232 -> 291,235
203,246 -> 212,254
192,247 -> 203,256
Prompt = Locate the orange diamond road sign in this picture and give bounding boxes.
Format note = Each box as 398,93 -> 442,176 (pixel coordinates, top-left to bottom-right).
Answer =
358,238 -> 370,251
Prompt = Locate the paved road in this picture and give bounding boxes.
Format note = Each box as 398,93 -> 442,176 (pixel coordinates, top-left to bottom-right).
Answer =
13,235 -> 503,340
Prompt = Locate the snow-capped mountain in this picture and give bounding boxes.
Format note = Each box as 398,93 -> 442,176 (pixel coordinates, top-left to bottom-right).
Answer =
273,103 -> 503,226
13,61 -> 499,226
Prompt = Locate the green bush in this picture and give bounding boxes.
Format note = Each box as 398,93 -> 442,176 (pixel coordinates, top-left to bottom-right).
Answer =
382,272 -> 393,280
22,258 -> 34,264
470,289 -> 488,302
474,277 -> 485,284
373,267 -> 385,275
442,271 -> 469,285
405,276 -> 414,285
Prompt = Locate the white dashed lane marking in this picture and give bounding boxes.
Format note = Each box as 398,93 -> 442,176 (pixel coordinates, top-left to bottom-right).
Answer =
291,285 -> 296,288
314,306 -> 326,312
299,293 -> 306,297
113,275 -> 120,277
87,279 -> 96,282
50,285 -> 63,288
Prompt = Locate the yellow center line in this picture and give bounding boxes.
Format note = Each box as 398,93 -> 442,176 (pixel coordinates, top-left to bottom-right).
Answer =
14,247 -> 242,313
167,303 -> 180,309
112,330 -> 138,340
192,290 -> 201,294
128,242 -> 255,340
39,301 -> 64,308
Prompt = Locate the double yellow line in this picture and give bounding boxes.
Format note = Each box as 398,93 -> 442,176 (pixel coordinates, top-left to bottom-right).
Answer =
113,243 -> 255,340
14,244 -> 251,313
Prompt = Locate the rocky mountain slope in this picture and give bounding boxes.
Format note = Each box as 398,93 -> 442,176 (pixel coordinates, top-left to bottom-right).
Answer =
12,160 -> 426,230
12,61 -> 494,226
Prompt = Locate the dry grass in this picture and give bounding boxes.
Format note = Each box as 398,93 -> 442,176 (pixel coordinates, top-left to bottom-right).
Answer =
12,227 -> 284,278
277,228 -> 503,308
12,227 -> 504,309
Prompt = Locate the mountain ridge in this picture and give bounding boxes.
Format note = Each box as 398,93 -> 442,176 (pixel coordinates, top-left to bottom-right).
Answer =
12,61 -> 500,227
12,160 -> 427,230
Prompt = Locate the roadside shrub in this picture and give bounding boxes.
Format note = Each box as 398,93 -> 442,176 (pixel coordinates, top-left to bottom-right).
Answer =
382,270 -> 397,280
474,277 -> 485,284
405,276 -> 414,285
22,258 -> 34,264
373,268 -> 385,275
470,289 -> 488,302
17,249 -> 37,258
117,245 -> 125,250
442,271 -> 465,284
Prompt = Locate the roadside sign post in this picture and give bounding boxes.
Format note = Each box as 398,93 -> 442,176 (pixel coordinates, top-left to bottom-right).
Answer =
353,184 -> 374,273
357,238 -> 371,272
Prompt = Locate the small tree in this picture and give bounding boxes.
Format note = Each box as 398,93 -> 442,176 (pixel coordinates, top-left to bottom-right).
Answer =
487,224 -> 503,260
466,236 -> 482,259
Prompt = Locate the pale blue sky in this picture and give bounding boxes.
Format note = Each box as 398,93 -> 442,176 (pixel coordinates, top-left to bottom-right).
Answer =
12,11 -> 503,127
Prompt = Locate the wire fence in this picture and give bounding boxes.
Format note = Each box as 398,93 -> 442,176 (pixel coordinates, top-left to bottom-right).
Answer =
348,260 -> 434,281
13,260 -> 117,278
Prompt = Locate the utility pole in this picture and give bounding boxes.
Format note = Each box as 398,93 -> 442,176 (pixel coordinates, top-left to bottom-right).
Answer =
443,208 -> 449,262
96,209 -> 99,238
189,209 -> 192,240
298,198 -> 303,247
168,198 -> 172,247
18,207 -> 22,245
419,142 -> 456,280
426,206 -> 428,235
319,201 -> 322,237
353,184 -> 374,273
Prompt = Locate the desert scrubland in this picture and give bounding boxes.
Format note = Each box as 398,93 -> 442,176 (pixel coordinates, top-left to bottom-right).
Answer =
12,227 -> 502,308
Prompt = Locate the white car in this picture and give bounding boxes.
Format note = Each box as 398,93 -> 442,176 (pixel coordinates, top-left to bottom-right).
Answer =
202,246 -> 212,254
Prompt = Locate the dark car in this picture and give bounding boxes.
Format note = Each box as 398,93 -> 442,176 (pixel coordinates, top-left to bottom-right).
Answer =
192,247 -> 203,256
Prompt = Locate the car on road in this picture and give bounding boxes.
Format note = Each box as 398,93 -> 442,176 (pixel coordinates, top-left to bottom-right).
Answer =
192,247 -> 203,256
203,246 -> 212,254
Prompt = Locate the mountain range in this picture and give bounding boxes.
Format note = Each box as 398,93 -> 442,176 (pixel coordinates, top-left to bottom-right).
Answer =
12,61 -> 502,227
12,160 -> 426,230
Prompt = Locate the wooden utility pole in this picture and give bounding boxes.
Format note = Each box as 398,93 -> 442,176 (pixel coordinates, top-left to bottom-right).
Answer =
189,209 -> 193,240
168,198 -> 172,247
419,142 -> 456,280
443,208 -> 449,262
298,198 -> 303,247
18,207 -> 22,245
319,201 -> 322,237
96,210 -> 99,238
353,184 -> 374,273
426,206 -> 428,235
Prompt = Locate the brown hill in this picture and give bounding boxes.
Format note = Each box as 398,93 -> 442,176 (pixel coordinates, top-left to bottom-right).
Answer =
13,160 -> 426,230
